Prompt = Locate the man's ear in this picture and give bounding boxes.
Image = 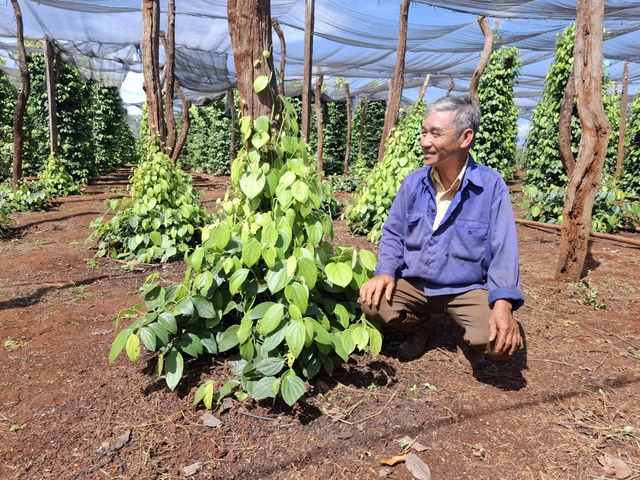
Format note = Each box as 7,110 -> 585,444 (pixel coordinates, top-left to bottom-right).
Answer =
459,128 -> 474,149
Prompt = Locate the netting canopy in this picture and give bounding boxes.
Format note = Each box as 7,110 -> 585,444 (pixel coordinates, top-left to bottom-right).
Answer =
1,0 -> 640,118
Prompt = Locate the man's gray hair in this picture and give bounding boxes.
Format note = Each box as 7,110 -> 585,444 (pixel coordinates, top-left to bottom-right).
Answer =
424,94 -> 481,137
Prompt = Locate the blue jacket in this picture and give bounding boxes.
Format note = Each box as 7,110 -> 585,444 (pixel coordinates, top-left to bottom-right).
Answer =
375,156 -> 525,310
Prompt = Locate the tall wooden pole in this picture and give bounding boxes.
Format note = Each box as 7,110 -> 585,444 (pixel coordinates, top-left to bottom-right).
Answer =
141,0 -> 165,147
228,0 -> 279,122
377,0 -> 410,163
469,16 -> 493,101
164,0 -> 177,157
314,75 -> 324,175
358,98 -> 368,159
11,0 -> 29,189
556,0 -> 612,280
616,60 -> 629,177
343,82 -> 352,176
558,66 -> 576,178
44,39 -> 58,156
273,21 -> 286,98
301,0 -> 315,142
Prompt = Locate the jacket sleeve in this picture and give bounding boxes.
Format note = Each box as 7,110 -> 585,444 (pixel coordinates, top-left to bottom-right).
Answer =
375,179 -> 409,278
486,181 -> 525,310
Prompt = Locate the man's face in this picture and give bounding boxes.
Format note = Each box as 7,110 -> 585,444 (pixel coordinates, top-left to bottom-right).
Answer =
420,110 -> 469,168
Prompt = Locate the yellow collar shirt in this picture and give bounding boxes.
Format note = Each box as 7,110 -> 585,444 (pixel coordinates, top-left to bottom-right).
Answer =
430,158 -> 468,230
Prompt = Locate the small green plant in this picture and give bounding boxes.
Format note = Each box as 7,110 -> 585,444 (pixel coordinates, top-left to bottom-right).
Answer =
574,280 -> 605,310
109,88 -> 380,407
326,175 -> 359,193
4,339 -> 28,350
423,382 -> 437,391
71,284 -> 88,302
9,423 -> 26,432
89,148 -> 211,263
84,258 -> 99,270
38,153 -> 83,198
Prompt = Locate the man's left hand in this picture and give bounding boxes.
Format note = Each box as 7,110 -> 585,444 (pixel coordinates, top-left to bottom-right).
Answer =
488,299 -> 522,357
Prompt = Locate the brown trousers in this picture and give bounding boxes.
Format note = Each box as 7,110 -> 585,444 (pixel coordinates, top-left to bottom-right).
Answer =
360,278 -> 494,355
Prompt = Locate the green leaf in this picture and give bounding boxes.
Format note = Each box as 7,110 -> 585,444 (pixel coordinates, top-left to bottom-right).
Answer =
297,256 -> 317,289
229,268 -> 250,294
140,326 -> 157,351
177,333 -> 204,358
291,180 -> 309,203
281,373 -> 307,406
251,131 -> 270,149
125,334 -> 141,362
284,282 -> 308,314
367,326 -> 383,356
242,238 -> 262,267
248,301 -> 277,320
305,221 -> 323,245
190,247 -> 205,270
341,328 -> 356,355
248,376 -> 278,400
238,315 -> 254,344
325,262 -> 353,287
334,303 -> 350,329
165,350 -> 184,391
192,295 -> 216,319
254,115 -> 270,133
193,380 -> 215,409
240,171 -> 266,200
174,297 -> 194,316
156,313 -> 176,336
213,222 -> 231,250
257,303 -> 285,336
262,322 -> 287,351
256,357 -> 285,376
217,325 -> 240,352
285,319 -> 305,358
265,261 -> 290,294
358,249 -> 377,271
150,231 -> 162,247
109,328 -> 132,363
253,75 -> 270,93
352,325 -> 370,350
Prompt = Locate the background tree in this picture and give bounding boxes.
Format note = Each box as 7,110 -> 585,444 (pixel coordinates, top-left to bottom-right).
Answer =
620,91 -> 640,196
0,70 -> 17,180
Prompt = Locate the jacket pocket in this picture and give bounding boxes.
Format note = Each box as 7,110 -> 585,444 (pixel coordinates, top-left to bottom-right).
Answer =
405,212 -> 429,251
448,220 -> 488,263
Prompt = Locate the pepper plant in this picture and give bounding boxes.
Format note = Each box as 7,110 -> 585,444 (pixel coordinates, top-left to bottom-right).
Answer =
90,147 -> 211,262
345,99 -> 425,243
39,154 -> 82,198
109,94 -> 380,406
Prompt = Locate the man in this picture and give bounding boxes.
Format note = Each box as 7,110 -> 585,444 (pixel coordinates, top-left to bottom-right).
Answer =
358,94 -> 524,368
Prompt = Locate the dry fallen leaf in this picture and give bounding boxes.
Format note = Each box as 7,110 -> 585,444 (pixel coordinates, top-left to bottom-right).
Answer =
380,453 -> 408,466
112,430 -> 131,451
598,455 -> 633,479
201,412 -> 223,428
378,466 -> 393,477
181,461 -> 203,477
405,452 -> 431,480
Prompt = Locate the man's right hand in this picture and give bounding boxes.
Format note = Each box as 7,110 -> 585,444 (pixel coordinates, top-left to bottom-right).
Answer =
358,274 -> 396,308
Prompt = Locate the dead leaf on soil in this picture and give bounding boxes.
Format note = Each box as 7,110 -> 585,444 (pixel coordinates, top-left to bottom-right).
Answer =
111,430 -> 131,451
378,466 -> 393,477
219,397 -> 234,414
181,461 -> 203,477
471,444 -> 487,460
405,452 -> 431,480
598,455 -> 633,479
201,412 -> 223,428
380,453 -> 408,466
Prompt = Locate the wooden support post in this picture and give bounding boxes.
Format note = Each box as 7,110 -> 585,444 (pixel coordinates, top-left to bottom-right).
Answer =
558,66 -> 576,178
141,0 -> 166,147
469,16 -> 493,101
556,0 -> 612,280
164,0 -> 177,158
446,77 -> 454,97
314,75 -> 324,176
616,60 -> 629,177
301,0 -> 315,142
377,0 -> 410,163
358,98 -> 368,159
11,0 -> 30,189
44,39 -> 58,156
227,89 -> 237,165
418,74 -> 431,101
172,81 -> 190,162
273,21 -> 286,98
228,0 -> 279,122
343,82 -> 352,176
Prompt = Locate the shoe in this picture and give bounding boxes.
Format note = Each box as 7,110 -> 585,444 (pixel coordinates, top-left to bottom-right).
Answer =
455,332 -> 486,370
397,323 -> 433,361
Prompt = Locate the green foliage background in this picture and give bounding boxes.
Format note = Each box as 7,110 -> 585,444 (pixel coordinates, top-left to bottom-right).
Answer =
0,70 -> 17,180
620,91 -> 640,196
474,46 -> 522,180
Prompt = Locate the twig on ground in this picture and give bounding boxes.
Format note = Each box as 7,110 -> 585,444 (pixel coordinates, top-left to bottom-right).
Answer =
528,357 -> 592,371
322,391 -> 397,425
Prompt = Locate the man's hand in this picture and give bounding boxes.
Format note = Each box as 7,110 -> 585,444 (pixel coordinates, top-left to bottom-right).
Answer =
359,274 -> 396,308
488,299 -> 522,357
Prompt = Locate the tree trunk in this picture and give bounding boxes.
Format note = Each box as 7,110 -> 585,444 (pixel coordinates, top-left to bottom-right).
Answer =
377,0 -> 410,163
301,0 -> 315,142
172,81 -> 189,162
227,89 -> 237,165
556,0 -> 612,280
558,66 -> 576,178
343,82 -> 352,176
11,0 -> 29,189
418,74 -> 431,101
141,0 -> 165,147
358,98 -> 368,159
469,16 -> 493,101
616,60 -> 629,177
446,77 -> 454,97
273,21 -> 286,98
314,75 -> 324,176
44,39 -> 58,156
164,0 -> 177,158
228,0 -> 279,122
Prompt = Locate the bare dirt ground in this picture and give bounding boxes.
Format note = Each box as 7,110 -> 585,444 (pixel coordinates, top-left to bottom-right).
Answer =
1,168 -> 639,480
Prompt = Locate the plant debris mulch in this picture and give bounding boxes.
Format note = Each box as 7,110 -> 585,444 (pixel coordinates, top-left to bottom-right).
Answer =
1,168 -> 640,480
